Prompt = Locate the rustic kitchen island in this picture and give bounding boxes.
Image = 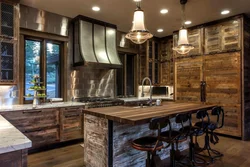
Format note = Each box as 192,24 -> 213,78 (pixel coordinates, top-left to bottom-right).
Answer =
83,102 -> 216,167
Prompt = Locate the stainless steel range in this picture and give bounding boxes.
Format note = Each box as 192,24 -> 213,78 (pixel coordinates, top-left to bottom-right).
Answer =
77,97 -> 124,109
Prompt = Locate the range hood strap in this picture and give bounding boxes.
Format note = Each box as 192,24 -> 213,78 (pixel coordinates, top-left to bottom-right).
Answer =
104,26 -> 112,64
92,23 -> 99,63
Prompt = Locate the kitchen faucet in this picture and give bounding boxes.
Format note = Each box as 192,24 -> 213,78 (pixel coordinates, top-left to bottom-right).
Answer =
141,77 -> 153,106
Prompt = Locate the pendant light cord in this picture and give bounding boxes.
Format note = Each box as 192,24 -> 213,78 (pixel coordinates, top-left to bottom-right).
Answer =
136,1 -> 141,9
181,4 -> 186,27
180,0 -> 187,28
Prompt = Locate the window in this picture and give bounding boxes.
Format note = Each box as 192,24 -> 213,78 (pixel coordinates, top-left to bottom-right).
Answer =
116,53 -> 136,97
24,38 -> 62,101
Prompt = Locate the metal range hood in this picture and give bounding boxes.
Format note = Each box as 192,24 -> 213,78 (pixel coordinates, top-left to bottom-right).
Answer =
73,15 -> 122,68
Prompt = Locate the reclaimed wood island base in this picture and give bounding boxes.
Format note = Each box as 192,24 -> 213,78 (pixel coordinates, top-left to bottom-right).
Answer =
83,102 -> 215,167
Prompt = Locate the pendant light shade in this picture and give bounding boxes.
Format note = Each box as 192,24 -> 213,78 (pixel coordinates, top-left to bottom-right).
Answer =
173,0 -> 194,54
126,2 -> 153,44
173,28 -> 194,54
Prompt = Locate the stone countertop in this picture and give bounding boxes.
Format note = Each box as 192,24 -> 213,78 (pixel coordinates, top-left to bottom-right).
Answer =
0,115 -> 31,154
0,102 -> 85,112
119,96 -> 173,102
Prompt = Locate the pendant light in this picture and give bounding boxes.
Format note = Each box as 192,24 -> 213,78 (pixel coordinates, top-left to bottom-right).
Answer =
173,0 -> 194,54
125,0 -> 153,44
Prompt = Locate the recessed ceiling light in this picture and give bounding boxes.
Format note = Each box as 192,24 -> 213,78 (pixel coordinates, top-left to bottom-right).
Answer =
160,9 -> 168,14
185,21 -> 192,25
157,29 -> 164,32
221,10 -> 230,15
133,0 -> 142,2
92,6 -> 100,12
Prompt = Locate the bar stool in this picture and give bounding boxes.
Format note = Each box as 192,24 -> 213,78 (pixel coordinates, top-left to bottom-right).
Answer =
180,110 -> 208,166
194,106 -> 224,163
131,117 -> 170,167
160,113 -> 190,167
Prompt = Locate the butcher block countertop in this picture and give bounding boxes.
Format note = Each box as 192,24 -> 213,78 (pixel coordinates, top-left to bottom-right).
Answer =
84,102 -> 216,125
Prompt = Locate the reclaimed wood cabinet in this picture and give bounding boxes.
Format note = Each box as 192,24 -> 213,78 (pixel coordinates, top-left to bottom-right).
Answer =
0,149 -> 28,167
160,36 -> 174,85
1,108 -> 60,149
1,106 -> 84,151
60,107 -> 83,141
0,2 -> 18,84
174,15 -> 250,139
175,52 -> 241,137
205,18 -> 241,54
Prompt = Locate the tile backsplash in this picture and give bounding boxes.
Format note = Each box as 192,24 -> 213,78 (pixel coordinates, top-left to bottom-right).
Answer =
67,67 -> 115,99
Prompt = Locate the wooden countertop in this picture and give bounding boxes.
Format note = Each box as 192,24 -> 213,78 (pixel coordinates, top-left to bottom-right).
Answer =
83,102 -> 216,125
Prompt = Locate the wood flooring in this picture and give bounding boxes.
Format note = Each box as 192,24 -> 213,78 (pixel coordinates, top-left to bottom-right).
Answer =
28,136 -> 250,167
28,144 -> 84,167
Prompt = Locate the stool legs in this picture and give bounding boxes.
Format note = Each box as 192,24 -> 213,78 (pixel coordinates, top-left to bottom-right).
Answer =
145,151 -> 162,167
189,136 -> 207,166
196,130 -> 223,164
146,151 -> 151,167
170,143 -> 176,167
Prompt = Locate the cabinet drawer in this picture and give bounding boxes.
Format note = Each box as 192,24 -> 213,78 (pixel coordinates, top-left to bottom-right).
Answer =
1,108 -> 59,132
24,127 -> 60,149
60,107 -> 83,141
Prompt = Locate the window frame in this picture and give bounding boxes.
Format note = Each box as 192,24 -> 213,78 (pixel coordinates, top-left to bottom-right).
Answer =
19,29 -> 67,104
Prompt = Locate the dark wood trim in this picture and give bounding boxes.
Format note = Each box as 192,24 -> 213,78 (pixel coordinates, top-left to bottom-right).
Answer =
73,61 -> 122,69
62,42 -> 68,101
72,15 -> 117,29
135,54 -> 139,96
124,54 -> 127,96
0,0 -> 20,4
117,47 -> 139,55
19,29 -> 67,104
19,34 -> 24,104
241,17 -> 245,140
20,28 -> 69,42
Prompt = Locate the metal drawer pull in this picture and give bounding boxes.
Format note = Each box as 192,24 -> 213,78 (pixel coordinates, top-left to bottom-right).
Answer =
65,108 -> 79,110
65,114 -> 80,118
24,128 -> 43,133
23,110 -> 42,114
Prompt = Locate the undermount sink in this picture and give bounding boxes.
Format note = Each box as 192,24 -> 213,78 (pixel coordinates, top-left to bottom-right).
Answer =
132,106 -> 151,109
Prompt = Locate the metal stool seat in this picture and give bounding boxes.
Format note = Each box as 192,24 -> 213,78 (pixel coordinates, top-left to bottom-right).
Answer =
132,136 -> 164,152
131,117 -> 170,167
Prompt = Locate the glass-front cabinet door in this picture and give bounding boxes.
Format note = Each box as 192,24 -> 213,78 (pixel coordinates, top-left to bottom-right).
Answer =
1,3 -> 14,38
0,2 -> 17,84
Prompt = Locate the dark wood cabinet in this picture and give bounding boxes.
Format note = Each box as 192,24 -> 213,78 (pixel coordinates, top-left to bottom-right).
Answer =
1,109 -> 59,132
24,127 -> 60,149
0,2 -> 18,84
1,106 -> 84,151
1,108 -> 60,149
60,107 -> 83,142
0,149 -> 27,167
139,39 -> 160,84
160,36 -> 174,85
